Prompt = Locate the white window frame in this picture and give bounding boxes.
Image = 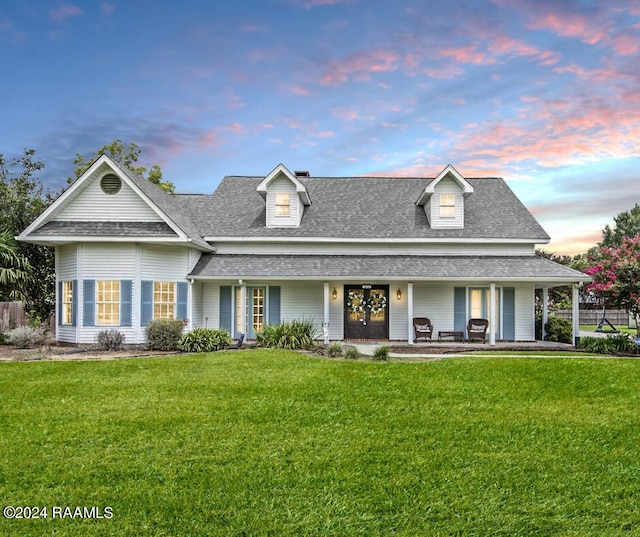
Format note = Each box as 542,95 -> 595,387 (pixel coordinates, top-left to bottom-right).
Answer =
62,280 -> 74,325
439,193 -> 456,218
275,193 -> 291,217
153,281 -> 177,320
96,280 -> 120,325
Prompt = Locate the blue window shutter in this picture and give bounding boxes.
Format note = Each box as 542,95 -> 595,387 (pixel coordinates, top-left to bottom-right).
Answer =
503,287 -> 515,341
177,282 -> 188,321
57,281 -> 63,326
141,280 -> 153,326
120,280 -> 132,327
83,280 -> 95,327
454,287 -> 466,332
71,280 -> 77,326
219,286 -> 232,332
268,286 -> 281,325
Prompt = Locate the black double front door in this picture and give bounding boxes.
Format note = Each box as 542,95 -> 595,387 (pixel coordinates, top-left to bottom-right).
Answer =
344,285 -> 389,340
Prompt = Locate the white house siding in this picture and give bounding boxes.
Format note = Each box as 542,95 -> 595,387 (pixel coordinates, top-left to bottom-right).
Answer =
266,177 -> 300,227
430,178 -> 464,229
190,281 -> 204,329
514,283 -> 535,341
55,176 -> 163,222
413,283 -> 455,336
56,244 -> 79,343
201,284 -> 221,330
140,244 -> 193,280
281,282 -> 324,332
389,284 -> 408,340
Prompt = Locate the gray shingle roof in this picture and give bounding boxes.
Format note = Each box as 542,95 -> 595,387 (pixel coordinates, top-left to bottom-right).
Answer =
177,175 -> 550,240
33,221 -> 176,236
189,254 -> 590,283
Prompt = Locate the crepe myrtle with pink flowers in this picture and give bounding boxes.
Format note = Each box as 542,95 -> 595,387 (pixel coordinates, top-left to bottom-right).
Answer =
585,234 -> 640,335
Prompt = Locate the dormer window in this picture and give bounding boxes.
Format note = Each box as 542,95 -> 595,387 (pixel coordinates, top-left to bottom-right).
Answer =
275,193 -> 291,217
257,164 -> 312,228
440,194 -> 456,218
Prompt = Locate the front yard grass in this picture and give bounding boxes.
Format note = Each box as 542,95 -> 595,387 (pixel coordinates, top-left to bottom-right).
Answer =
1,350 -> 639,536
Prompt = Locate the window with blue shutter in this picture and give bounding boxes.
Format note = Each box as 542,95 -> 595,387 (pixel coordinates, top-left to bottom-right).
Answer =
219,286 -> 232,332
120,280 -> 132,327
141,280 -> 153,326
503,288 -> 515,341
177,282 -> 188,321
268,286 -> 281,325
453,287 -> 466,332
83,280 -> 95,326
71,279 -> 77,326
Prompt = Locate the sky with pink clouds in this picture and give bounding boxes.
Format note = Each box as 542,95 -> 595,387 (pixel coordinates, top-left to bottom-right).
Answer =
2,0 -> 639,255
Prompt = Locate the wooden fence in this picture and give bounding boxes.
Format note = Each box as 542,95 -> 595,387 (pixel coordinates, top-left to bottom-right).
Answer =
556,309 -> 631,327
0,302 -> 26,333
0,302 -> 56,335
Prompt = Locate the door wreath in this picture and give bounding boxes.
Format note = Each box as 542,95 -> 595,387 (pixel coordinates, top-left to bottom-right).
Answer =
367,290 -> 387,314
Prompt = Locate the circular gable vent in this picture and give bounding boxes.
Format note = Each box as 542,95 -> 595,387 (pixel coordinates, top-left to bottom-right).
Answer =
100,173 -> 122,195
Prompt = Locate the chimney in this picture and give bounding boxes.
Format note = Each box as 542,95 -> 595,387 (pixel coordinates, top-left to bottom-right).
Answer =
294,170 -> 310,177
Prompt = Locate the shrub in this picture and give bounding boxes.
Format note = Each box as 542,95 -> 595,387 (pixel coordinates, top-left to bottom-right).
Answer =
179,328 -> 231,353
372,345 -> 390,361
256,318 -> 318,350
327,342 -> 343,357
146,318 -> 185,351
96,329 -> 125,351
0,332 -> 6,345
6,325 -> 50,349
544,316 -> 573,344
344,346 -> 360,359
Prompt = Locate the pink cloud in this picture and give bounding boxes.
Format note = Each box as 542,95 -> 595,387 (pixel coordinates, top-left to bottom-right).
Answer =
612,34 -> 639,55
527,11 -> 608,45
330,107 -> 376,121
50,3 -> 82,22
290,84 -> 311,95
320,49 -> 400,85
438,44 -> 493,65
488,35 -> 539,57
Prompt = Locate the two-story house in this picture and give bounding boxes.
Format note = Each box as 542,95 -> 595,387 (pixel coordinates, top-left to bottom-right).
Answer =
18,156 -> 590,346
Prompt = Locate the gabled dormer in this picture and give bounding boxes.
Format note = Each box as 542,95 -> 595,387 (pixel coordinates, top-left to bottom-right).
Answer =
416,164 -> 474,229
256,164 -> 312,227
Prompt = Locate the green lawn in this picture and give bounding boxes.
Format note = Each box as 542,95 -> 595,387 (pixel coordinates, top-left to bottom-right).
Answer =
1,350 -> 639,536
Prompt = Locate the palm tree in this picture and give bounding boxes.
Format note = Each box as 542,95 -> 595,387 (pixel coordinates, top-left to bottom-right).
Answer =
0,229 -> 31,301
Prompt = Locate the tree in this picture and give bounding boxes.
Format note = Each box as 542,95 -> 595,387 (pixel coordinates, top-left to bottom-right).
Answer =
584,234 -> 640,335
69,139 -> 175,193
0,229 -> 31,301
0,149 -> 56,321
601,204 -> 640,248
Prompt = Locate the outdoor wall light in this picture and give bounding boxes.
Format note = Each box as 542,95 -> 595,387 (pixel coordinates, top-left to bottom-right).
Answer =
397,288 -> 402,300
332,288 -> 338,300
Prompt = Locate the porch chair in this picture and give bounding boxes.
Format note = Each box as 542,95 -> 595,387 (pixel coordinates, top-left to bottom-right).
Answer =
467,319 -> 489,343
413,318 -> 433,342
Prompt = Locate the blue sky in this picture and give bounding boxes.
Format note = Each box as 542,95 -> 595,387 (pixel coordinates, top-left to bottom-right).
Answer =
2,0 -> 639,255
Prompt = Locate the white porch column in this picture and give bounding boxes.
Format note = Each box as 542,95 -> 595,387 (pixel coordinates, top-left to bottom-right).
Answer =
239,282 -> 247,335
542,287 -> 549,341
407,282 -> 414,344
489,283 -> 496,346
572,284 -> 580,346
323,282 -> 330,344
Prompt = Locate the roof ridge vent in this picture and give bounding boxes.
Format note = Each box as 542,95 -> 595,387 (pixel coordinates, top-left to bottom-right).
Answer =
294,170 -> 310,177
